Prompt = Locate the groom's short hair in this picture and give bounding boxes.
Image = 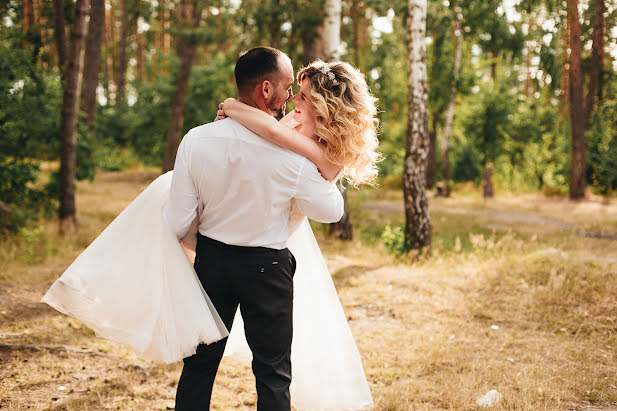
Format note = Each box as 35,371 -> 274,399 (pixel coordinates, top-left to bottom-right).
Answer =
235,47 -> 286,96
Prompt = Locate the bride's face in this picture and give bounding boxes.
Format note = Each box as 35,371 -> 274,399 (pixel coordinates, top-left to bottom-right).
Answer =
292,80 -> 317,138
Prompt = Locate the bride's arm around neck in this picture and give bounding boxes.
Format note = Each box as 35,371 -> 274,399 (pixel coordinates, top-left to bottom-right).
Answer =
221,98 -> 341,181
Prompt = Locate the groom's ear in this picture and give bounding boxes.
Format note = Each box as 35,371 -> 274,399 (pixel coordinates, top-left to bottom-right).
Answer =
260,80 -> 273,101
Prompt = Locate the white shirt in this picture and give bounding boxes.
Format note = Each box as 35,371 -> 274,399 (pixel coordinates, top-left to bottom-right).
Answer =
164,118 -> 344,249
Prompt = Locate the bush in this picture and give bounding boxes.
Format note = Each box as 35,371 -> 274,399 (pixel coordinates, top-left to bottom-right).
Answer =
0,156 -> 50,233
381,224 -> 407,257
587,97 -> 617,194
451,140 -> 482,183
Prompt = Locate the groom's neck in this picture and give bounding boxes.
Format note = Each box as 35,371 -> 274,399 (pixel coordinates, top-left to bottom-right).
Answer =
238,95 -> 260,110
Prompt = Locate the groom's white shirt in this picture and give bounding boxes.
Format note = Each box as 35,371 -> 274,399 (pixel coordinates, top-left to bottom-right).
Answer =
164,118 -> 344,249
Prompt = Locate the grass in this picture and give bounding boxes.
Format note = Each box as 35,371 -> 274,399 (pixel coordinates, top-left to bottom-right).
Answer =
1,169 -> 617,410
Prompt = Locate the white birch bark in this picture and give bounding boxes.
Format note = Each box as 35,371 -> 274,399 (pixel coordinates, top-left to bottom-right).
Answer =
403,0 -> 432,250
322,0 -> 341,60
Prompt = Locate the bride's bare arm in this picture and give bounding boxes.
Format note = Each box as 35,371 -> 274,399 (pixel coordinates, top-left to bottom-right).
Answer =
221,98 -> 341,181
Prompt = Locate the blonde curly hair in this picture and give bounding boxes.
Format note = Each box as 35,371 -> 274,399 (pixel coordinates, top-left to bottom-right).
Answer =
298,60 -> 381,187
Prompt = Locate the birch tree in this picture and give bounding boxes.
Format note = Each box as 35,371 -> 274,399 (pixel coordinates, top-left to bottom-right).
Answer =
403,0 -> 432,251
323,0 -> 341,60
321,0 -> 353,240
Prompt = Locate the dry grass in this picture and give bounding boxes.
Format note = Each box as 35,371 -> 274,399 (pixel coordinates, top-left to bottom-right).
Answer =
1,171 -> 617,410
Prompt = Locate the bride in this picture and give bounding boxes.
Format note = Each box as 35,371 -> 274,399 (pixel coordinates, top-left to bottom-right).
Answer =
42,59 -> 380,410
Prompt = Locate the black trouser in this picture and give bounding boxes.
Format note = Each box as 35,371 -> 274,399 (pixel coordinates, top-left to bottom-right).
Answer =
175,234 -> 296,411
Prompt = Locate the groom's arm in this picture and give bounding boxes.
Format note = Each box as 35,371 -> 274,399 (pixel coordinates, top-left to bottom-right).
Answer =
164,131 -> 199,240
293,159 -> 344,224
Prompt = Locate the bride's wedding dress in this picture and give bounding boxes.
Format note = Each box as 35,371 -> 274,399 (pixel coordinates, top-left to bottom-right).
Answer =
42,171 -> 373,410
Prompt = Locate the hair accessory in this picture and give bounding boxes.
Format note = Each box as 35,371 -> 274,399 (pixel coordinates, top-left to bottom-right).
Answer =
319,65 -> 336,81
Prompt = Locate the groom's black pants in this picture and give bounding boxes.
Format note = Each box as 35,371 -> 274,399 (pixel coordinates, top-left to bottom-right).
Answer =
175,233 -> 296,411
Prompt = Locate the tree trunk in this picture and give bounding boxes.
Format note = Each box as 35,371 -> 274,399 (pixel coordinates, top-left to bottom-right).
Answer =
490,50 -> 498,79
162,0 -> 204,173
302,26 -> 324,66
584,0 -> 605,131
104,0 -> 114,101
441,18 -> 462,196
23,0 -> 34,42
160,0 -> 170,55
80,0 -> 105,124
483,163 -> 493,198
322,0 -> 342,60
321,0 -> 351,240
135,22 -> 145,83
351,0 -> 368,71
53,0 -> 68,74
57,0 -> 90,232
426,111 -> 438,189
525,45 -> 533,99
328,182 -> 352,240
403,0 -> 432,251
567,0 -> 585,199
560,21 -> 570,116
114,0 -> 129,102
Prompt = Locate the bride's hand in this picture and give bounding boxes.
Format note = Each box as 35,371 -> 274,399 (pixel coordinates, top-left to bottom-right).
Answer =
214,102 -> 227,121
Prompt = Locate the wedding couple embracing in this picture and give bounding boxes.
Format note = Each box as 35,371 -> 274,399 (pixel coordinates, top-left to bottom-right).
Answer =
43,46 -> 380,410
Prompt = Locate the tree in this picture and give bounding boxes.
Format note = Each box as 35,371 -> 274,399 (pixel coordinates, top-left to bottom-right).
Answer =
321,0 -> 353,241
53,0 -> 67,72
584,0 -> 605,131
114,0 -> 129,101
567,0 -> 585,199
440,12 -> 463,197
55,0 -> 90,232
80,0 -> 105,124
162,0 -> 205,172
323,0 -> 341,62
403,0 -> 432,251
424,112 -> 437,189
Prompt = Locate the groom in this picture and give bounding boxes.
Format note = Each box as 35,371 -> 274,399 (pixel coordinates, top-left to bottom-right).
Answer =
165,47 -> 344,410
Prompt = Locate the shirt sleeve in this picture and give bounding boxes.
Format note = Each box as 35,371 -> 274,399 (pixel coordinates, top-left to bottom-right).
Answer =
293,159 -> 344,223
164,131 -> 199,239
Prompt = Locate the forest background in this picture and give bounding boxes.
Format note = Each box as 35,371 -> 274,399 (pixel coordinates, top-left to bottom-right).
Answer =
2,0 -> 617,409
2,0 -> 617,237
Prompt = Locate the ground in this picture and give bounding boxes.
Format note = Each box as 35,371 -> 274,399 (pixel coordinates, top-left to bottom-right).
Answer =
1,170 -> 617,410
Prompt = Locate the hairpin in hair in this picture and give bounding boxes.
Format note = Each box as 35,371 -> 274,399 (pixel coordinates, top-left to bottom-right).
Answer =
319,65 -> 336,81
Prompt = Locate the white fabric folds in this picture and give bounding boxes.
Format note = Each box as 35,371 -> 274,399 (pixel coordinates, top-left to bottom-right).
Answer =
42,171 -> 373,410
42,172 -> 228,363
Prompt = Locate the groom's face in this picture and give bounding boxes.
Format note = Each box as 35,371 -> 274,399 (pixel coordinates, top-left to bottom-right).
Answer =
268,57 -> 294,120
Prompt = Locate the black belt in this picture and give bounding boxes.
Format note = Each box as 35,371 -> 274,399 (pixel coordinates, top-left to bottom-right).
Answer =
197,232 -> 287,255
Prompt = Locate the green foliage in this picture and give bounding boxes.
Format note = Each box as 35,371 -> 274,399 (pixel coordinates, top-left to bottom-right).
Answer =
462,80 -> 518,165
587,96 -> 617,194
451,140 -> 482,183
381,224 -> 407,257
96,52 -> 235,167
0,157 -> 50,233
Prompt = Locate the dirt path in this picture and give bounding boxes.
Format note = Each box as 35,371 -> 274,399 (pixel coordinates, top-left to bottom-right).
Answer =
362,200 -> 617,239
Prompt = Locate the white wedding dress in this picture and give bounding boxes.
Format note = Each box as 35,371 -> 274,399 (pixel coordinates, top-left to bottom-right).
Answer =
42,171 -> 373,410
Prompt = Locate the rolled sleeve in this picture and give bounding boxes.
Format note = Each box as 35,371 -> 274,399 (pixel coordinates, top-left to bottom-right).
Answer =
293,159 -> 344,223
164,132 -> 199,239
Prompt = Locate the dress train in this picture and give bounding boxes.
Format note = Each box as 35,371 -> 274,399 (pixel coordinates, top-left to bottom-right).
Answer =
42,172 -> 228,364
